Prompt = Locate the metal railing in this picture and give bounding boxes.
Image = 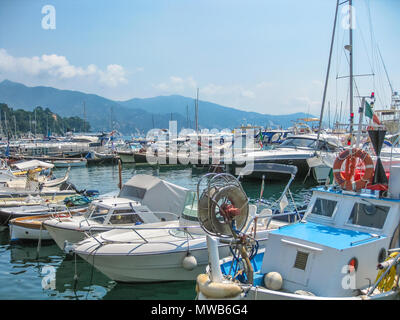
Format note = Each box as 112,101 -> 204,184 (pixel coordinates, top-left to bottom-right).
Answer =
85,224 -> 202,246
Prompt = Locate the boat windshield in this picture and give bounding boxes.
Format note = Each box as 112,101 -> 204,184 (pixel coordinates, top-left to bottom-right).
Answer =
347,202 -> 390,229
108,209 -> 144,225
310,198 -> 337,217
278,138 -> 316,149
181,191 -> 198,221
86,204 -> 110,223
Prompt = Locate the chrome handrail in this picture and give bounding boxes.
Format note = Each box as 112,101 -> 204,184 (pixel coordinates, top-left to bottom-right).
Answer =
85,224 -> 202,245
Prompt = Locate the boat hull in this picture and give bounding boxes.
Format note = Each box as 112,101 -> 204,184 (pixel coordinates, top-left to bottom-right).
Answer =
43,222 -> 91,249
76,244 -> 233,283
198,286 -> 399,300
74,233 -> 269,283
118,152 -> 135,163
53,160 -> 87,167
9,223 -> 52,241
228,158 -> 311,180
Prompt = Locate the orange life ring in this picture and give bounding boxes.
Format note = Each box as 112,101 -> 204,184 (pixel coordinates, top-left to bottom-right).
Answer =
332,148 -> 374,191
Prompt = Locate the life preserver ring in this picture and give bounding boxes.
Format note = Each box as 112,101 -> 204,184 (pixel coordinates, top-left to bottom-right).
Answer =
196,273 -> 242,299
332,148 -> 374,191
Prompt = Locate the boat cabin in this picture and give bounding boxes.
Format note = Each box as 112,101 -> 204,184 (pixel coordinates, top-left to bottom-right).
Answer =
259,186 -> 400,297
83,197 -> 173,225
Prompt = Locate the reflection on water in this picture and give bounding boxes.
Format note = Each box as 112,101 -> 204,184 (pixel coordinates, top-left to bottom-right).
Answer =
0,164 -> 316,300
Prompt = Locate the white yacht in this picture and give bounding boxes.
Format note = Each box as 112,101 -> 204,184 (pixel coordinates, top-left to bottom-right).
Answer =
70,164 -> 300,283
43,174 -> 190,250
229,133 -> 342,181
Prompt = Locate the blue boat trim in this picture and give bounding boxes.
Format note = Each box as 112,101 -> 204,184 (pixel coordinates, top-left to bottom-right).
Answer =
220,251 -> 265,284
270,221 -> 386,250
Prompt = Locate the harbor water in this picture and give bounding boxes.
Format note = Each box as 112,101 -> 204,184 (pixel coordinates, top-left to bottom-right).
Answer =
0,163 -> 316,300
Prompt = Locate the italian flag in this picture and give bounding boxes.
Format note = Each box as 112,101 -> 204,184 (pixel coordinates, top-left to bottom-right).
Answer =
365,101 -> 381,125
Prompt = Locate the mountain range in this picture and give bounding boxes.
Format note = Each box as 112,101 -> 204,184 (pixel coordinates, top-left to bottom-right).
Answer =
0,80 -> 316,134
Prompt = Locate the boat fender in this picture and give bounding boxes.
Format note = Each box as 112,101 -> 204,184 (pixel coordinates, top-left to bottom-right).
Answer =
182,252 -> 197,271
263,272 -> 283,291
196,274 -> 242,299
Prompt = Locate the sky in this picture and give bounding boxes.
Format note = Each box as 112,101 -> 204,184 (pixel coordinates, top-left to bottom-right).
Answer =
0,0 -> 399,119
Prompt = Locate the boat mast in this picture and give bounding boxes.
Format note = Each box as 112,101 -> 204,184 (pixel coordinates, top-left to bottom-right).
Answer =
195,88 -> 199,134
316,0 -> 339,147
349,0 -> 354,139
83,101 -> 86,133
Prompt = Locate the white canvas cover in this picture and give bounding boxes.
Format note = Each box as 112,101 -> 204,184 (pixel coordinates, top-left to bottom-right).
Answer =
118,174 -> 189,216
13,160 -> 54,170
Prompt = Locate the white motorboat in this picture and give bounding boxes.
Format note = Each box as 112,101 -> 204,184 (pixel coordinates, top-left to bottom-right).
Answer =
70,163 -> 301,283
43,174 -> 191,250
229,133 -> 342,181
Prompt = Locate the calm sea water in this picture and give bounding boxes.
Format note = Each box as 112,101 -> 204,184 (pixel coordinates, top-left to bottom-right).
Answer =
0,163 -> 317,300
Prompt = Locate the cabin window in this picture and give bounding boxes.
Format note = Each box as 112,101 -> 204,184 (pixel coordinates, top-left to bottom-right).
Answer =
310,198 -> 337,217
347,202 -> 389,229
279,138 -> 316,148
316,141 -> 337,152
109,209 -> 144,225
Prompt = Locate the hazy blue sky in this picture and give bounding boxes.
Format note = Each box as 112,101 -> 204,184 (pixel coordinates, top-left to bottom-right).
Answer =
0,0 -> 399,118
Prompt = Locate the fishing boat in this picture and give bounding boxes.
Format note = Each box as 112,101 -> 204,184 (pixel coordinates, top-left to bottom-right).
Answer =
43,174 -> 191,250
9,206 -> 88,241
4,159 -> 54,177
42,168 -> 71,188
0,191 -> 94,226
0,160 -> 71,188
69,164 -> 301,283
196,130 -> 400,300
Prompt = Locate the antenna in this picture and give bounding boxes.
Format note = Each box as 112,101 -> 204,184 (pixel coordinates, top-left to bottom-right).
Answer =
110,106 -> 113,131
195,88 -> 199,133
377,46 -> 394,95
316,0 -> 339,146
186,104 -> 189,128
83,101 -> 86,132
